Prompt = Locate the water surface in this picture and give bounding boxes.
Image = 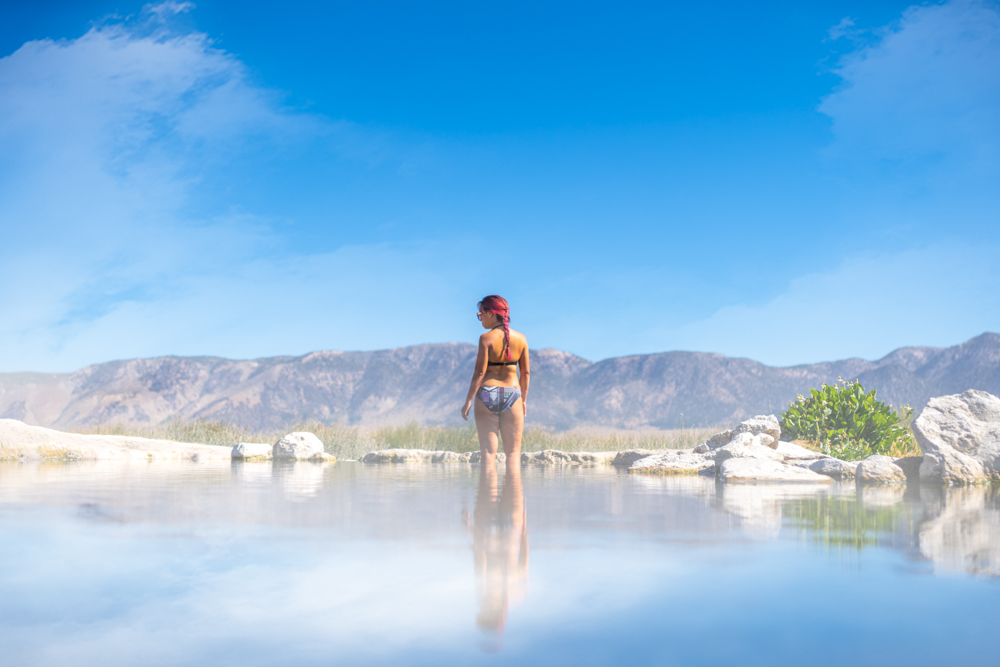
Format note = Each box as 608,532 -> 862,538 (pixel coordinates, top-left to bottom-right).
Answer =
1,460 -> 998,666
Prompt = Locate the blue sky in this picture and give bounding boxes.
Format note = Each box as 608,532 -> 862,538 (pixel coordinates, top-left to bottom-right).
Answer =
0,0 -> 998,372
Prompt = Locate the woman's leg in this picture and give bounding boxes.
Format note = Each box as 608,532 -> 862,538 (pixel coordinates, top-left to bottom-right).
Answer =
498,398 -> 524,458
474,396 -> 501,457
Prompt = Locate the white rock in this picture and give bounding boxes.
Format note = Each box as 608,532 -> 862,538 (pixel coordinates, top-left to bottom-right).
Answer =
732,415 -> 781,448
361,449 -> 474,463
807,458 -> 857,479
718,458 -> 834,484
774,440 -> 827,461
612,449 -> 660,467
855,455 -> 907,485
521,450 -> 616,465
913,390 -> 1000,484
273,432 -> 326,460
0,418 -> 230,462
469,451 -> 506,464
919,449 -> 987,486
231,442 -> 273,460
699,414 -> 782,452
628,451 -> 715,475
712,432 -> 784,464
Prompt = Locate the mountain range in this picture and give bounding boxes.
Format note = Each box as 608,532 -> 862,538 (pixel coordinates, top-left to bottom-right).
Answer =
1,333 -> 998,431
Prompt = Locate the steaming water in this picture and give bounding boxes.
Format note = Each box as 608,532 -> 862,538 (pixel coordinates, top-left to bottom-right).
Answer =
1,460 -> 998,666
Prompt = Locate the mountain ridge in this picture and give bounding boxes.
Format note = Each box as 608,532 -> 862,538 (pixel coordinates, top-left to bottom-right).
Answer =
1,333 -> 997,431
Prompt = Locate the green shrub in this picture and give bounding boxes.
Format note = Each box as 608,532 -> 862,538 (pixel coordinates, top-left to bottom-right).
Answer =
779,379 -> 917,460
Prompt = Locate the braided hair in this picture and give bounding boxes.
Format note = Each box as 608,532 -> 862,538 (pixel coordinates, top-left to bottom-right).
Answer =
478,295 -> 511,360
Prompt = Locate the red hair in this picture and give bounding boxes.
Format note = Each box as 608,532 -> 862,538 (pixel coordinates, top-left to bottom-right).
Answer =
479,295 -> 511,360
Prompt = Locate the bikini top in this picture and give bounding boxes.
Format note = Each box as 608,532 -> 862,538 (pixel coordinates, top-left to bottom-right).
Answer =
487,324 -> 518,365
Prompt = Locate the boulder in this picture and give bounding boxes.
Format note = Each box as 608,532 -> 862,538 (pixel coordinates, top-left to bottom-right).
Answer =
432,451 -> 473,463
913,390 -> 1000,484
919,449 -> 987,486
231,442 -> 273,460
361,449 -> 475,463
894,456 -> 923,482
521,450 -> 616,465
612,449 -> 660,467
712,432 -> 784,464
694,414 -> 780,453
855,455 -> 907,485
0,418 -> 230,462
718,458 -> 834,484
807,458 -> 857,479
469,451 -> 506,464
628,451 -> 715,475
273,432 -> 327,461
774,440 -> 827,461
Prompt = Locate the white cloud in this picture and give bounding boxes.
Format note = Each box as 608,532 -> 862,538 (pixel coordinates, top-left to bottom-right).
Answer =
0,5 -> 342,371
820,0 -> 1000,165
660,242 -> 1000,366
7,241 -> 480,371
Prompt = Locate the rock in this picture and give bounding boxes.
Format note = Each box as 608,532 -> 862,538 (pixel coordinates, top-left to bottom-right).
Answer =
697,414 -> 781,453
855,455 -> 907,485
894,456 -> 923,482
361,449 -> 475,463
718,458 -> 834,484
0,418 -> 230,462
521,450 -> 616,465
913,389 -> 1000,484
231,442 -> 273,460
712,432 -> 784,464
807,458 -> 857,479
469,451 -> 506,464
273,432 -> 326,461
628,451 -> 715,475
774,441 -> 827,461
732,415 -> 781,448
612,449 -> 660,467
431,451 -> 473,463
919,449 -> 987,486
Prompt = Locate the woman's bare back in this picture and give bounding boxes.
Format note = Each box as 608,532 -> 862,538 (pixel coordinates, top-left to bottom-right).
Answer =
481,327 -> 527,387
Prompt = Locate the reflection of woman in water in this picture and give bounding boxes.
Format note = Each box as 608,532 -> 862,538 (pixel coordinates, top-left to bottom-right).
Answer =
461,295 -> 531,645
470,452 -> 529,642
461,295 -> 530,458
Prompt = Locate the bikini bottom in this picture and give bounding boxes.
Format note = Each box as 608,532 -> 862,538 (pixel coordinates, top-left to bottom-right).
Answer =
478,386 -> 522,415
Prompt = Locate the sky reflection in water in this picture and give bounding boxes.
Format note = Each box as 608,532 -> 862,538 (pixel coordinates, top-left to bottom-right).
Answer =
0,461 -> 998,666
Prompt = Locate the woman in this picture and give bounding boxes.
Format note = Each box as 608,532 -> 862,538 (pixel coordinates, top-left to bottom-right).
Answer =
461,295 -> 530,459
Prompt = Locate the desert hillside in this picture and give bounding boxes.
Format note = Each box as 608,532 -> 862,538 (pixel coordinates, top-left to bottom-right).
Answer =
1,333 -> 997,430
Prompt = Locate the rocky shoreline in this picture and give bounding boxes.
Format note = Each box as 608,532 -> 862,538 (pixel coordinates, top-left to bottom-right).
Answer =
358,390 -> 1000,487
3,389 -> 997,486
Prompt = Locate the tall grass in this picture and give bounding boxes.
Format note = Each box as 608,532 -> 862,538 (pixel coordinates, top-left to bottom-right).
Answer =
75,419 -> 715,460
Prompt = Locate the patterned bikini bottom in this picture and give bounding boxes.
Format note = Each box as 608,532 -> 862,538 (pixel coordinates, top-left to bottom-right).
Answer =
478,386 -> 522,415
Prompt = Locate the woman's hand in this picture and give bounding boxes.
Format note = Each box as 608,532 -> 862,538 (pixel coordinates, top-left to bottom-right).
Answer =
522,400 -> 527,417
462,399 -> 473,421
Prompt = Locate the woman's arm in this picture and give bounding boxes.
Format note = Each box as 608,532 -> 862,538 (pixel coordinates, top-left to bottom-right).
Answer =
518,345 -> 530,416
462,337 -> 490,420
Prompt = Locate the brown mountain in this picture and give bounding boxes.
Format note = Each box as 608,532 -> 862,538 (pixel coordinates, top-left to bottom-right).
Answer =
1,333 -> 998,431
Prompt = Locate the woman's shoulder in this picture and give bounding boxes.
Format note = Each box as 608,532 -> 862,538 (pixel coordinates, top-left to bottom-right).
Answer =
509,329 -> 528,346
478,329 -> 503,345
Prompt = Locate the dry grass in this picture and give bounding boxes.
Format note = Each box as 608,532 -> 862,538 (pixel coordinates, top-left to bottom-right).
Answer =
792,436 -> 922,460
74,419 -> 715,460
